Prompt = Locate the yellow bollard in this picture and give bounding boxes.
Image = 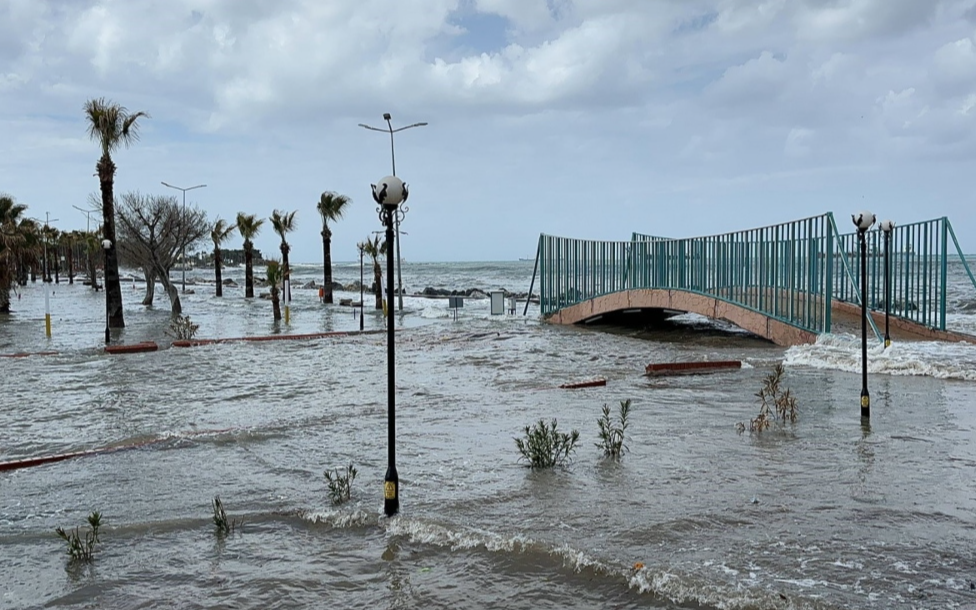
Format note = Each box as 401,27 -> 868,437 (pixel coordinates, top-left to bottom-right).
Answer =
45,313 -> 52,338
285,305 -> 290,325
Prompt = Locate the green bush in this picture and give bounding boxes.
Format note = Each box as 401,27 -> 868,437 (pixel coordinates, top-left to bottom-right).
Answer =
515,419 -> 579,468
325,464 -> 357,505
596,399 -> 631,459
168,314 -> 199,340
212,496 -> 243,534
55,511 -> 101,561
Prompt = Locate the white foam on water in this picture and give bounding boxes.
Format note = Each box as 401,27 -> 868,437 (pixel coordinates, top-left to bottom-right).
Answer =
785,333 -> 976,381
384,517 -> 536,554
299,508 -> 376,529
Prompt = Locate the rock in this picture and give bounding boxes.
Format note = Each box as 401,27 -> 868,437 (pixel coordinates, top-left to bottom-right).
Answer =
468,289 -> 487,299
339,298 -> 353,306
302,281 -> 317,289
223,279 -> 238,287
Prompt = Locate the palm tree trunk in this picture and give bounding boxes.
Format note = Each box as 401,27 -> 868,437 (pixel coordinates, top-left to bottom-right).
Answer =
66,245 -> 74,284
281,242 -> 290,301
98,153 -> 125,329
373,262 -> 383,310
323,226 -> 335,304
244,240 -> 254,298
214,247 -> 223,297
272,287 -> 281,321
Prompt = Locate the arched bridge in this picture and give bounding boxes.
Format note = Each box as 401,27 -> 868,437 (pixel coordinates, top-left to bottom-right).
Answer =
527,214 -> 976,346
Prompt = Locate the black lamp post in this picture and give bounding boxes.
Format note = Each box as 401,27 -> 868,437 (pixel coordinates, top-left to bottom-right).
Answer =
372,174 -> 409,517
879,220 -> 895,349
852,210 -> 876,419
161,181 -> 207,293
358,241 -> 365,332
101,238 -> 113,344
359,113 -> 427,312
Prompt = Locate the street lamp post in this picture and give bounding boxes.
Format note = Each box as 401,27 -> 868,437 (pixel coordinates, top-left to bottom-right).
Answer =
879,220 -> 895,349
102,239 -> 113,344
852,211 -> 876,419
359,113 -> 427,312
161,181 -> 207,293
358,242 -> 365,332
372,175 -> 409,517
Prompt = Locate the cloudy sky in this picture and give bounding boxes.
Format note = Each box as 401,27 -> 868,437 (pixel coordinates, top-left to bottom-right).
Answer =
2,0 -> 976,262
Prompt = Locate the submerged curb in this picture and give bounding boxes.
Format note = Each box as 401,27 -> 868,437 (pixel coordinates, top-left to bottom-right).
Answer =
0,351 -> 59,358
105,341 -> 159,354
172,329 -> 381,347
644,360 -> 742,376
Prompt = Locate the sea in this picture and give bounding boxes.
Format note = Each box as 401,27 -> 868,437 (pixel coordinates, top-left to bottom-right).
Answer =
2,259 -> 976,610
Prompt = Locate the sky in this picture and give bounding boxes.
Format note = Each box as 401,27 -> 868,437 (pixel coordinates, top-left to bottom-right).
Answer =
2,0 -> 976,263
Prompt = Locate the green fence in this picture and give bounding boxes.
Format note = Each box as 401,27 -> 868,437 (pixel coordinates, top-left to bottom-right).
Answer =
532,213 -> 976,340
832,216 -> 976,331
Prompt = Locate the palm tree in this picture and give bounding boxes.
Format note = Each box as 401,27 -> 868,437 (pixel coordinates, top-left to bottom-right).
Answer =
210,219 -> 237,297
266,258 -> 283,322
84,98 -> 149,331
270,209 -> 297,300
317,191 -> 351,304
236,212 -> 264,298
362,235 -> 386,310
1,194 -> 28,313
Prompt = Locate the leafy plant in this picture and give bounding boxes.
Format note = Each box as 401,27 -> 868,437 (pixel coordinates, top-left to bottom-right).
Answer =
515,419 -> 580,468
324,464 -> 357,505
212,496 -> 243,534
596,399 -> 631,459
55,511 -> 102,561
168,314 -> 199,340
738,364 -> 798,434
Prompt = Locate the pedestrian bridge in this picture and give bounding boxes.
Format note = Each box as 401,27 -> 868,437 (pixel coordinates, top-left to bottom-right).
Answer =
527,213 -> 976,346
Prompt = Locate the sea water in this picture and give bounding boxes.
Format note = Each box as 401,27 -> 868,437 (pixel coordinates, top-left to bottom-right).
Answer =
2,260 -> 976,609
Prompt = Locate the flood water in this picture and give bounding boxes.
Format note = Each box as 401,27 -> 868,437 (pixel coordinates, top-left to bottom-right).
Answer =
2,260 -> 976,609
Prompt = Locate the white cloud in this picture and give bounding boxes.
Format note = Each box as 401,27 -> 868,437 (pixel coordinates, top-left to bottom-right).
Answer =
1,0 -> 976,261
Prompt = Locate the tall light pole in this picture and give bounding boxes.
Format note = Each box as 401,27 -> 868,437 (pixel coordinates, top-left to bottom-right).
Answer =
879,220 -> 895,349
359,113 -> 427,312
372,174 -> 409,517
852,211 -> 876,420
358,241 -> 365,332
161,181 -> 207,293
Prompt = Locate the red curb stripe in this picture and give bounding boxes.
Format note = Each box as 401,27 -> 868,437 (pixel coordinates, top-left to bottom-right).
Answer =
105,342 -> 158,354
644,360 -> 742,376
0,428 -> 236,472
172,330 -> 379,347
559,378 -> 608,389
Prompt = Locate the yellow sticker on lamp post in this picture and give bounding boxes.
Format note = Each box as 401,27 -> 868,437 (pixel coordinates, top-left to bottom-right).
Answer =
384,482 -> 397,499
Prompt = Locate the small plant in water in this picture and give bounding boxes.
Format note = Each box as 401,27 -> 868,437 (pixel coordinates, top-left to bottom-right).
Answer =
515,418 -> 580,468
168,314 -> 199,340
596,399 -> 631,459
324,464 -> 357,505
212,496 -> 243,534
738,364 -> 798,434
55,511 -> 102,561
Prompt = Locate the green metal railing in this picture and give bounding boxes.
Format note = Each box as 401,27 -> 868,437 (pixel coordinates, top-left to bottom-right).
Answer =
531,212 -> 976,340
537,214 -> 851,336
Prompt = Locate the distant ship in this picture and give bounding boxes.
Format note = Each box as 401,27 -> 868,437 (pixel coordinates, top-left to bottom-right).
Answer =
518,256 -> 534,262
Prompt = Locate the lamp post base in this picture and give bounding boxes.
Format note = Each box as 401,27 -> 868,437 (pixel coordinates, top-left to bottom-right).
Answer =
384,464 -> 399,517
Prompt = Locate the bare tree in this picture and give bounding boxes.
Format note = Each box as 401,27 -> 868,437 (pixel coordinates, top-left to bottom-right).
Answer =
116,192 -> 208,315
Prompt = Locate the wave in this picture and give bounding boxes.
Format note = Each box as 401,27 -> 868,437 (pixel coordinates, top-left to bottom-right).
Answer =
785,333 -> 976,380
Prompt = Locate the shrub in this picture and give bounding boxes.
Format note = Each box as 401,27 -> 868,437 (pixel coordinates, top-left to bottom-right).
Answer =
596,399 -> 631,459
55,511 -> 101,561
168,314 -> 199,340
737,364 -> 797,434
324,464 -> 357,505
515,419 -> 579,468
212,496 -> 243,534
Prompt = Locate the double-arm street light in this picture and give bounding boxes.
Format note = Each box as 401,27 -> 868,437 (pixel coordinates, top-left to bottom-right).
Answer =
161,181 -> 207,293
359,113 -> 427,312
372,174 -> 409,517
